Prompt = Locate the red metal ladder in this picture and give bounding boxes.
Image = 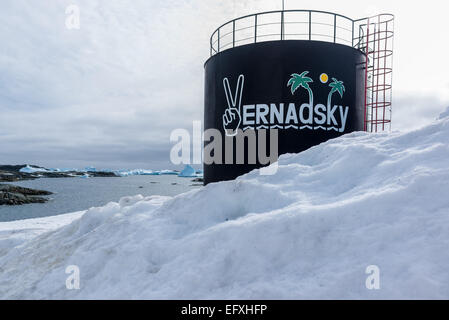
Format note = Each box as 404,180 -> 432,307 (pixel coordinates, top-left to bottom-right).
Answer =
355,14 -> 394,132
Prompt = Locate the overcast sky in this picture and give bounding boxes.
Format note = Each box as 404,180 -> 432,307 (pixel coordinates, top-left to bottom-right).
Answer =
1,0 -> 448,169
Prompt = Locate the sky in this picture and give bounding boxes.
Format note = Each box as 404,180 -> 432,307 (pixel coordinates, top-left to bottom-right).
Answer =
1,0 -> 448,169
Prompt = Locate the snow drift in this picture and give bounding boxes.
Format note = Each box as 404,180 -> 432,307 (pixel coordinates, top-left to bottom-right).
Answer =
1,109 -> 449,299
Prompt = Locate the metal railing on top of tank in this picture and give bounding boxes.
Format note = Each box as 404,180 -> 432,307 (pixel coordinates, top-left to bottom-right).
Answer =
209,9 -> 392,56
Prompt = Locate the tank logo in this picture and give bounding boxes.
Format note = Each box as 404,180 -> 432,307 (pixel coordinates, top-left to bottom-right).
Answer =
222,75 -> 244,137
222,72 -> 349,136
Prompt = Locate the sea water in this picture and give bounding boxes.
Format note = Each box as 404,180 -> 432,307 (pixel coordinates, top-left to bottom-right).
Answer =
0,175 -> 201,222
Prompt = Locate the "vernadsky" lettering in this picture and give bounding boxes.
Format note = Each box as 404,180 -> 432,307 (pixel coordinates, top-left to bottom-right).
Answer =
241,103 -> 349,132
222,71 -> 351,136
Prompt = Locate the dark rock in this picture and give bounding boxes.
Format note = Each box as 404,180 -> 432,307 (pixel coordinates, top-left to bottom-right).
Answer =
0,165 -> 39,172
0,184 -> 52,206
0,184 -> 52,196
89,171 -> 118,177
191,177 -> 204,183
0,170 -> 36,182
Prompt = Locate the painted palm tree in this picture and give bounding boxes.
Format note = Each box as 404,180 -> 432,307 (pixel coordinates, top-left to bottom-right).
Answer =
327,77 -> 345,109
287,71 -> 314,108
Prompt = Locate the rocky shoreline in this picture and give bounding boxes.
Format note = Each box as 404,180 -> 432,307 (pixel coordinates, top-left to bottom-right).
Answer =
0,164 -> 203,206
0,164 -> 118,206
0,184 -> 53,205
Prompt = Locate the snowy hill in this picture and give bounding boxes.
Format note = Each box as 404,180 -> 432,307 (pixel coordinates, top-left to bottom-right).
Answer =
1,109 -> 449,299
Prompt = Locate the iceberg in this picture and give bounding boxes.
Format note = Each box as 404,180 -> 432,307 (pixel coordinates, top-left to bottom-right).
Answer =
178,165 -> 197,177
158,170 -> 179,175
57,168 -> 79,172
115,169 -> 159,177
19,165 -> 49,173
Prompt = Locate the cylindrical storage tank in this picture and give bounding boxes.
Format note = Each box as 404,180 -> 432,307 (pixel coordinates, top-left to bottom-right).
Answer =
204,11 -> 368,185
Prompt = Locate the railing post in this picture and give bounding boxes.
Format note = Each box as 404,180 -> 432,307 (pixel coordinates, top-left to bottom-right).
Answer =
254,15 -> 257,43
308,11 -> 312,40
217,28 -> 220,53
351,21 -> 354,47
281,11 -> 284,40
233,20 -> 235,48
333,14 -> 337,43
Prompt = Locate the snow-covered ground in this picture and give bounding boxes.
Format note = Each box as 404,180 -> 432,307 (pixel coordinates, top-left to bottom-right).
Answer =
0,211 -> 84,258
1,108 -> 449,299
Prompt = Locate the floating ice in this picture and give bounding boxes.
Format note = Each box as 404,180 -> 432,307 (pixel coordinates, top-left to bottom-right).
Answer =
178,164 -> 197,177
115,169 -> 159,177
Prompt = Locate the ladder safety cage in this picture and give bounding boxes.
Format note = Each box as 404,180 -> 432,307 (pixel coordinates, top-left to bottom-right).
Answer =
353,14 -> 394,132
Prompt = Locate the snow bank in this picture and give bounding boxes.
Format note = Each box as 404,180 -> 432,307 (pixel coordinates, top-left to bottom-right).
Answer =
1,108 -> 449,299
0,211 -> 84,258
